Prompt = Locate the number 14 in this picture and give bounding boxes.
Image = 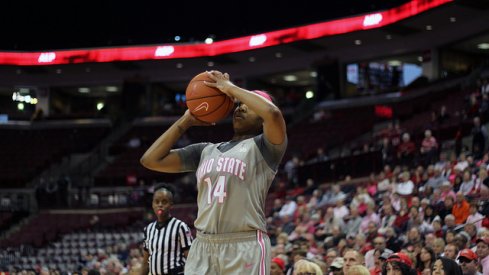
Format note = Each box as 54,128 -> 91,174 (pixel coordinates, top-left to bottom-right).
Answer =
203,176 -> 227,204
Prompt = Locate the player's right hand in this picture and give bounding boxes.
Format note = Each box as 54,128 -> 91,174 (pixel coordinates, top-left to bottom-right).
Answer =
183,109 -> 216,127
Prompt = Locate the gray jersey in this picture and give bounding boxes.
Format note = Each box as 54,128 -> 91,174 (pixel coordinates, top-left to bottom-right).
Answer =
177,134 -> 286,234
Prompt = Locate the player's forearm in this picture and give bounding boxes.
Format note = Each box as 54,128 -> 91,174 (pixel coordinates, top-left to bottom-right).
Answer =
140,116 -> 191,170
228,85 -> 282,122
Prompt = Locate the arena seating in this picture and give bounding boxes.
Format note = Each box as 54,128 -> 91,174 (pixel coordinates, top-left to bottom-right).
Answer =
0,121 -> 111,187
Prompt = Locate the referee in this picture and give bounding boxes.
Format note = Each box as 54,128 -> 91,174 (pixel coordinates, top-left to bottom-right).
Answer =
140,187 -> 193,275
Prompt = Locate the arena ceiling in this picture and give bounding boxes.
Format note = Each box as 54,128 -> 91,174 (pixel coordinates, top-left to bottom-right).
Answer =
0,0 -> 411,51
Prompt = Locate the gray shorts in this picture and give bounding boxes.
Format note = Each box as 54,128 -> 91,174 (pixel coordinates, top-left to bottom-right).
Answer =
184,230 -> 270,275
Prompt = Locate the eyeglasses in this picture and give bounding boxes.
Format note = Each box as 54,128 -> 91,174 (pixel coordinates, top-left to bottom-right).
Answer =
458,258 -> 474,264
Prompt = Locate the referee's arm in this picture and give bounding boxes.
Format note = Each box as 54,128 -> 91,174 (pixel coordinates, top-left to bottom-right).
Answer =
140,250 -> 149,275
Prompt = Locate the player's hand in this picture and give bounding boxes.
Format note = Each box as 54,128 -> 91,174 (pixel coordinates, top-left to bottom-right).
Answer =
205,70 -> 236,100
182,110 -> 216,127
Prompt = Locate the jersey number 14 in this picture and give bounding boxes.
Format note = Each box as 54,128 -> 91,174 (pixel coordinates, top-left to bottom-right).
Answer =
203,176 -> 227,204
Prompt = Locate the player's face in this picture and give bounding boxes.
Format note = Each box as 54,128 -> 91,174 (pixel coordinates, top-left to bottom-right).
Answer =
152,191 -> 172,221
232,102 -> 263,135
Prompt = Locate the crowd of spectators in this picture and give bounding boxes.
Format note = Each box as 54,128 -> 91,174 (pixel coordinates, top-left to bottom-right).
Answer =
265,137 -> 489,274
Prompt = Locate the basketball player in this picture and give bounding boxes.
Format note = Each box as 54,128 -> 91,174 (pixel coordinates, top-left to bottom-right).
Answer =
140,187 -> 193,275
140,70 -> 287,274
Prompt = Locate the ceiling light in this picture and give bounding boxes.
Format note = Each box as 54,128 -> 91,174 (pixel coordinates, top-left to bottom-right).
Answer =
176,63 -> 183,69
284,75 -> 298,82
310,71 -> 318,78
106,86 -> 118,92
275,52 -> 282,58
354,40 -> 362,45
204,38 -> 214,44
305,91 -> 314,99
207,61 -> 214,67
417,56 -> 423,62
249,57 -> 256,62
96,102 -> 104,111
56,69 -> 62,74
174,35 -> 181,42
449,17 -> 456,22
478,43 -> 489,50
426,25 -> 432,31
78,87 -> 90,93
386,35 -> 392,40
388,60 -> 401,66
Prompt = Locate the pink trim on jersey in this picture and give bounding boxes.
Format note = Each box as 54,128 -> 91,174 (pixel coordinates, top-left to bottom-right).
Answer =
257,230 -> 266,275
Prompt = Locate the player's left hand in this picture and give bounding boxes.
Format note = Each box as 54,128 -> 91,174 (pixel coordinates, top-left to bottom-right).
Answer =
205,70 -> 236,100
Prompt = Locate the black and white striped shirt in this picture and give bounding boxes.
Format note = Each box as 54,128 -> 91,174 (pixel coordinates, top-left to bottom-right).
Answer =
143,217 -> 193,275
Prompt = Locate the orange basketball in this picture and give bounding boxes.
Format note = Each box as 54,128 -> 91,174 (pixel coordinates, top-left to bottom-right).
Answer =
185,72 -> 234,123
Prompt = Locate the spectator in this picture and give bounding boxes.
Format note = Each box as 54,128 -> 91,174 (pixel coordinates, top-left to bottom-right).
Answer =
452,192 -> 470,224
420,129 -> 438,166
454,232 -> 471,252
318,184 -> 346,207
433,238 -> 446,256
324,249 -> 338,271
333,198 -> 350,220
382,252 -> 417,275
416,246 -> 436,274
293,259 -> 323,275
345,206 -> 363,236
459,170 -> 475,196
343,249 -> 365,275
396,172 -> 414,197
279,196 -> 298,219
284,155 -> 301,187
425,167 -> 446,191
347,265 -> 370,275
360,203 -> 380,232
306,147 -> 329,164
437,105 -> 451,125
365,237 -> 392,269
329,257 -> 344,275
271,257 -> 286,275
471,116 -> 488,159
443,243 -> 459,261
397,133 -> 416,168
466,202 -> 484,228
457,248 -> 480,275
438,183 -> 456,212
476,237 -> 489,275
432,256 -> 463,275
369,249 -> 389,275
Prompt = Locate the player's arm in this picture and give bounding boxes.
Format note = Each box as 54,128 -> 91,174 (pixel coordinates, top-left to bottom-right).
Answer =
140,250 -> 150,275
205,70 -> 286,145
140,110 -> 208,173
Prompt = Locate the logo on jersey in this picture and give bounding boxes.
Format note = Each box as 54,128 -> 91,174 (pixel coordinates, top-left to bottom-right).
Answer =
194,102 -> 209,112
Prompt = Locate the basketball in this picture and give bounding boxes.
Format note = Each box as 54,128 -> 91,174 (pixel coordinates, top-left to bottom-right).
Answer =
185,72 -> 235,123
